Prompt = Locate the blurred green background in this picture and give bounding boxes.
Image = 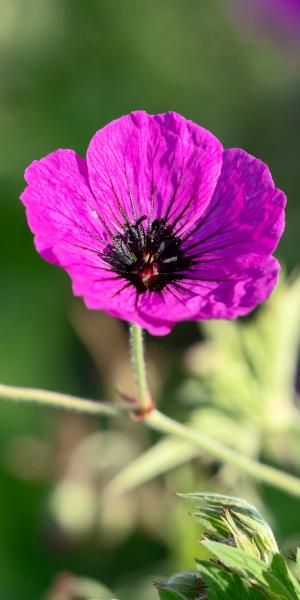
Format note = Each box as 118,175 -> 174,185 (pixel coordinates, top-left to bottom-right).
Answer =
1,1 -> 300,598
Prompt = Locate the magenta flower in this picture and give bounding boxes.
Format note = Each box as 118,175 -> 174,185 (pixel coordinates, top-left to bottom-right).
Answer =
248,0 -> 300,30
21,111 -> 285,335
229,0 -> 300,47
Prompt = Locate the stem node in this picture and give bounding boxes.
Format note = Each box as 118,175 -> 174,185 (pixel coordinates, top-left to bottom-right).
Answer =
117,387 -> 155,420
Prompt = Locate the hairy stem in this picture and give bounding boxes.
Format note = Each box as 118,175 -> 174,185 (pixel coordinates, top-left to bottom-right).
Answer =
127,324 -> 300,497
0,383 -> 130,417
129,323 -> 153,414
2,382 -> 300,497
146,409 -> 300,498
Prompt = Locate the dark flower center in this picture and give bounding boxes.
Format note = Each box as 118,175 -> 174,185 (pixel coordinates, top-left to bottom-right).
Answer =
103,216 -> 191,292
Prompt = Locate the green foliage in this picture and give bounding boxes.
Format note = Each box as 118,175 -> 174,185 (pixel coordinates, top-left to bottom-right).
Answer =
101,276 -> 300,502
156,493 -> 300,600
1,0 -> 300,597
158,590 -> 187,600
184,276 -> 300,443
181,492 -> 278,561
156,572 -> 205,599
198,561 -> 265,599
297,550 -> 300,580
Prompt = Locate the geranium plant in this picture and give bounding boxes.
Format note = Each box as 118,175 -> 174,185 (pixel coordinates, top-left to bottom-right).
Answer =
1,111 -> 299,598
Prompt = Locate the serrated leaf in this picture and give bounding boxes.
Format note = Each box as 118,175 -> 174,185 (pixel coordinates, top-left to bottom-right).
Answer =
179,493 -> 264,520
270,554 -> 300,598
158,588 -> 187,600
202,541 -> 296,600
222,509 -> 261,559
198,561 -> 250,599
156,572 -> 206,599
201,540 -> 267,581
188,275 -> 300,429
233,511 -> 278,558
180,492 -> 278,560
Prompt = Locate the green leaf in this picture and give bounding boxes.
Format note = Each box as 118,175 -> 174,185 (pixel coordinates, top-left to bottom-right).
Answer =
222,508 -> 262,559
158,588 -> 187,600
232,511 -> 278,560
198,561 -> 262,600
201,540 -> 267,582
202,541 -> 297,600
156,572 -> 206,599
187,275 -> 300,428
269,554 -> 300,598
180,492 -> 278,560
180,493 -> 269,526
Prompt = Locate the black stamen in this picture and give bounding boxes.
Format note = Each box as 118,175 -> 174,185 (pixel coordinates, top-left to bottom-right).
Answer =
102,216 -> 192,292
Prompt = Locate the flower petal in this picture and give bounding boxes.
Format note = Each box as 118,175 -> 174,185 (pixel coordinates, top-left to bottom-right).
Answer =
181,148 -> 286,270
20,118 -> 285,336
20,149 -> 110,266
192,256 -> 281,320
135,256 -> 280,333
86,111 -> 223,235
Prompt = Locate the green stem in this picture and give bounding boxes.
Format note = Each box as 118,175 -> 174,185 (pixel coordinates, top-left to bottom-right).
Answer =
128,324 -> 300,497
129,324 -> 152,414
2,381 -> 300,497
0,383 -> 130,417
146,409 -> 300,498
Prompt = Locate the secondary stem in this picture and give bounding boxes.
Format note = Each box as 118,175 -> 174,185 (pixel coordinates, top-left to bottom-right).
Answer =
2,380 -> 300,497
146,409 -> 300,498
129,323 -> 153,415
0,383 -> 129,417
128,324 -> 300,497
